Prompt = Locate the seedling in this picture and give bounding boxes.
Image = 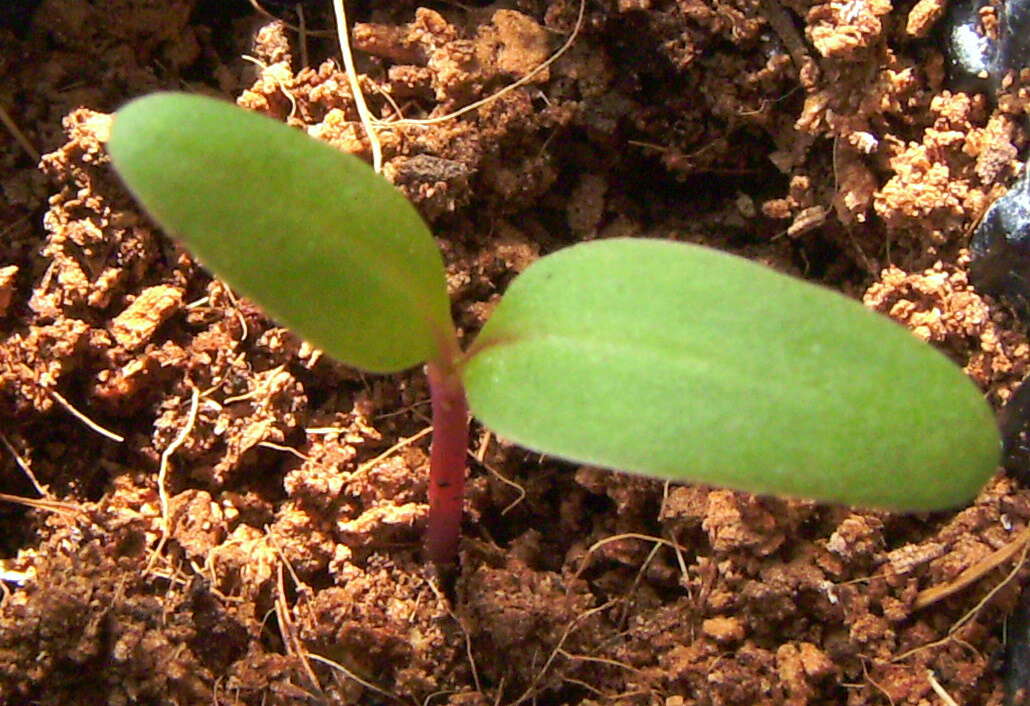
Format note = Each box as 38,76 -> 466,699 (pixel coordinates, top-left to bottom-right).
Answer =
109,93 -> 1001,565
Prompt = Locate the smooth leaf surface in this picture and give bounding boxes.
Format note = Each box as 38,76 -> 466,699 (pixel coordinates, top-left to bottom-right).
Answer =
462,238 -> 1000,510
109,92 -> 451,373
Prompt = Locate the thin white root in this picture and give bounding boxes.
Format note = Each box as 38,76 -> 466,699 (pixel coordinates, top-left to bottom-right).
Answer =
0,103 -> 40,163
332,0 -> 383,172
926,670 -> 959,706
1,432 -> 48,497
157,387 -> 200,538
50,390 -> 124,443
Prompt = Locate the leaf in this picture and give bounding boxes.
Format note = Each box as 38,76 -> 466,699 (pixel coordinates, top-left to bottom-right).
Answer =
462,238 -> 1000,511
108,92 -> 451,373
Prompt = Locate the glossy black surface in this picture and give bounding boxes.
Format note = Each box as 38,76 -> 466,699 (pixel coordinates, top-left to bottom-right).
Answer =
949,4 -> 1030,697
946,0 -> 1030,95
999,373 -> 1030,484
1006,582 -> 1030,705
947,0 -> 997,93
999,0 -> 1030,87
970,163 -> 1030,317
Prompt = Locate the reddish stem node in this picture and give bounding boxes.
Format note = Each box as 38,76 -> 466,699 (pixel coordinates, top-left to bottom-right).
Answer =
425,360 -> 470,565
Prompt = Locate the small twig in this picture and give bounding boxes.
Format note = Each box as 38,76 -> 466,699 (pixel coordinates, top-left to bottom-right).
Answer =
50,389 -> 124,443
371,82 -> 407,122
627,139 -> 668,152
374,398 -> 431,420
353,426 -> 433,475
274,560 -> 324,701
837,573 -> 886,586
332,0 -> 383,172
248,0 -> 281,22
1,214 -> 30,240
374,395 -> 430,418
861,659 -> 896,706
555,648 -> 644,674
0,492 -> 83,516
926,670 -> 959,706
242,55 -> 299,122
296,2 -> 309,69
0,103 -> 40,163
145,563 -> 191,588
574,532 -> 691,580
257,440 -> 309,461
422,689 -> 459,706
247,0 -> 335,36
892,633 -> 976,665
493,677 -> 505,706
222,286 -> 250,343
618,541 -> 663,627
1,432 -> 47,497
658,481 -> 690,590
758,0 -> 815,82
947,538 -> 1030,636
914,524 -> 1030,609
306,653 -> 398,701
272,534 -> 397,701
221,389 -> 257,405
659,480 -> 671,516
561,677 -> 605,699
893,538 -> 1030,663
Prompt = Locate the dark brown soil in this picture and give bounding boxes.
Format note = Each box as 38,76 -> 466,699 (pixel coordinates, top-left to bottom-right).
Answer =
2,0 -> 1029,704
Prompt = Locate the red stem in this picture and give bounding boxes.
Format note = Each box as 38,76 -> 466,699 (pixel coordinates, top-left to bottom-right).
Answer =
425,360 -> 470,565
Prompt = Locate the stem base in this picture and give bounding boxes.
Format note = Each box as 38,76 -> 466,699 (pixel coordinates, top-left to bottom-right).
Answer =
425,361 -> 470,565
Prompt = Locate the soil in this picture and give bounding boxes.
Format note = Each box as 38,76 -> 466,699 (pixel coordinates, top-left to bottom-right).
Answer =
2,0 -> 1030,704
